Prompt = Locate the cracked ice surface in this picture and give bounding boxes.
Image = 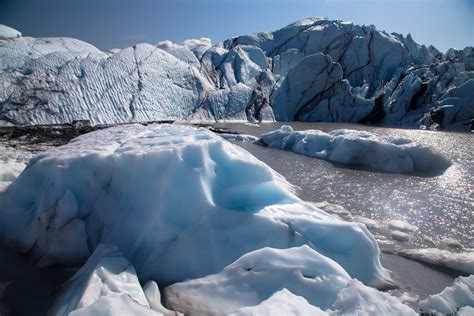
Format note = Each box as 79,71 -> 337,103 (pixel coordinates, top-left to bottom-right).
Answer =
1,18 -> 472,130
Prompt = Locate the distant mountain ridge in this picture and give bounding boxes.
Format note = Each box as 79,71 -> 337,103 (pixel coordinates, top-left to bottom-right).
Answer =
0,18 -> 472,131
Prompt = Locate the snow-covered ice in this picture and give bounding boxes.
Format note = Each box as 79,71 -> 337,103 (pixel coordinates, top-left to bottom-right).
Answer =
164,246 -> 351,314
0,124 -> 390,288
51,244 -> 166,315
165,247 -> 415,315
418,275 -> 474,315
229,289 -> 328,316
257,125 -> 451,174
331,279 -> 417,316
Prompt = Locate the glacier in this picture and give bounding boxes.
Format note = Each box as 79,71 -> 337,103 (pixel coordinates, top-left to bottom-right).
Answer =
0,19 -> 472,131
0,124 -> 391,288
256,125 -> 451,175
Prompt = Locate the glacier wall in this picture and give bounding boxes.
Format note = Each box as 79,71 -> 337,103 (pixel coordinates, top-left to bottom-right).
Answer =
0,19 -> 472,130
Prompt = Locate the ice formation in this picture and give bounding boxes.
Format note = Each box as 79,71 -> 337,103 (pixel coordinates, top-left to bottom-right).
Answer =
0,124 -> 390,288
164,246 -> 352,313
164,247 -> 415,315
394,248 -> 474,274
51,244 -> 176,315
256,125 -> 451,174
0,144 -> 30,191
0,18 -> 472,130
219,133 -> 259,142
418,275 -> 474,315
229,289 -> 328,316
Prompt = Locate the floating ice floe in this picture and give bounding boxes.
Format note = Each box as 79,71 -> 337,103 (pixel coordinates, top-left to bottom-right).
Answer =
418,275 -> 474,315
218,133 -> 259,142
0,124 -> 391,289
393,248 -> 474,274
256,125 -> 451,175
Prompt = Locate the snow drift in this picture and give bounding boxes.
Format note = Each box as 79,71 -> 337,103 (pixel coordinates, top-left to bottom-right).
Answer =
256,125 -> 451,175
0,124 -> 390,288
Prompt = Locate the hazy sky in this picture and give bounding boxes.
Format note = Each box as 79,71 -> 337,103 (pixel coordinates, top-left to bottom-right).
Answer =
0,0 -> 472,52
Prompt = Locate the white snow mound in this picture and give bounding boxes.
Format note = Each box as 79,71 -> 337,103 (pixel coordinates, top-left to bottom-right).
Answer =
0,124 -> 389,287
257,125 -> 451,174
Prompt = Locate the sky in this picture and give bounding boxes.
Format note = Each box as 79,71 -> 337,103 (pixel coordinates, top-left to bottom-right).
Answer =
0,0 -> 472,52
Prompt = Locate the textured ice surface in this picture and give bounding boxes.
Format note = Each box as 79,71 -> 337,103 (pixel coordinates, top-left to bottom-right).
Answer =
164,246 -> 351,314
1,18 -> 472,130
50,244 -> 158,315
331,279 -> 417,316
165,247 -> 415,315
0,124 -> 389,288
418,275 -> 474,314
229,289 -> 328,316
257,125 -> 451,174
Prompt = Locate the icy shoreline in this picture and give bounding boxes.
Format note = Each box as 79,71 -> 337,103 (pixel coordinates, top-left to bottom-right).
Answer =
0,123 -> 472,315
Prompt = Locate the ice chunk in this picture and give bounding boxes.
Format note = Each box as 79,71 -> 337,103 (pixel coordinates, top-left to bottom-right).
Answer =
394,248 -> 474,274
143,281 -> 181,315
387,219 -> 418,232
230,289 -> 328,316
257,125 -> 451,175
0,124 -> 390,288
164,246 -> 351,314
69,296 -> 162,316
332,279 -> 417,316
418,275 -> 474,314
50,244 -> 153,315
219,133 -> 259,142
